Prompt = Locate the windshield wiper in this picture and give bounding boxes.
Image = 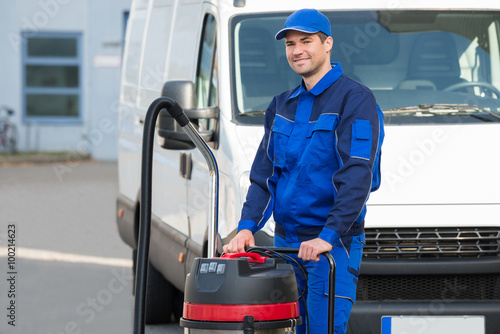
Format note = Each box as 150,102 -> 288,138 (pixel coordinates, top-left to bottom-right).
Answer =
240,110 -> 266,116
383,104 -> 500,121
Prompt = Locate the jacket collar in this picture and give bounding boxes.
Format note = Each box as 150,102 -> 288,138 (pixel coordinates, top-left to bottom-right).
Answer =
289,62 -> 343,99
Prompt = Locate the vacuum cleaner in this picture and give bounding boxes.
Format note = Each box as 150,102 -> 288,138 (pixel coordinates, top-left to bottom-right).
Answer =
133,97 -> 335,334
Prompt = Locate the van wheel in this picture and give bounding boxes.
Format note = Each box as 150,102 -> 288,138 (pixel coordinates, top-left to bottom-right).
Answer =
132,249 -> 174,324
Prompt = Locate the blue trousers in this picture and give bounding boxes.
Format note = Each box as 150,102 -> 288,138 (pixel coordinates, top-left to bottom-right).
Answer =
275,234 -> 364,334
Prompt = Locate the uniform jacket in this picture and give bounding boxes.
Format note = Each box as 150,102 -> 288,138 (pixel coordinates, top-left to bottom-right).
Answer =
238,63 -> 384,246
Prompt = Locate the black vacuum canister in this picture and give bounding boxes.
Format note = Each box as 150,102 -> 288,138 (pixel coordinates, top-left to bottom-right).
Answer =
180,252 -> 302,333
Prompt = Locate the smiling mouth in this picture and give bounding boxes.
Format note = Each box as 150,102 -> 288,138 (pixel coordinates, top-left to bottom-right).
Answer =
293,58 -> 310,64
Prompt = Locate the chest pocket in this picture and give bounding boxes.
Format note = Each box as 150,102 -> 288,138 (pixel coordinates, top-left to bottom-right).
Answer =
302,113 -> 339,165
271,116 -> 294,165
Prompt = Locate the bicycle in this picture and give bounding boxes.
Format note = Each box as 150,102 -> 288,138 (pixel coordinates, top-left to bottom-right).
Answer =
0,106 -> 18,154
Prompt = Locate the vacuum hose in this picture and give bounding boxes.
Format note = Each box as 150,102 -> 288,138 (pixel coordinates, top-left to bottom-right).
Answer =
134,97 -> 184,334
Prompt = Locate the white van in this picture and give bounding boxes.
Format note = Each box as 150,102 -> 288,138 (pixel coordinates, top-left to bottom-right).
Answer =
116,0 -> 500,332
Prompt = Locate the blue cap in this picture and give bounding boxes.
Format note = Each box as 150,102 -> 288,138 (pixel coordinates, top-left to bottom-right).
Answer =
275,8 -> 331,40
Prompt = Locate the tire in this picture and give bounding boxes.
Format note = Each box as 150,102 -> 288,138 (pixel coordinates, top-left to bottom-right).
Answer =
172,288 -> 184,322
132,249 -> 175,324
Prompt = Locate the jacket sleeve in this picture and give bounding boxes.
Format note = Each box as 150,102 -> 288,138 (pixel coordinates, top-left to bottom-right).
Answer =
318,90 -> 381,245
238,99 -> 279,234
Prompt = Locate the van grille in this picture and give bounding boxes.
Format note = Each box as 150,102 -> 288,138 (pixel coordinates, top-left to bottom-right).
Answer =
363,227 -> 500,259
356,274 -> 500,301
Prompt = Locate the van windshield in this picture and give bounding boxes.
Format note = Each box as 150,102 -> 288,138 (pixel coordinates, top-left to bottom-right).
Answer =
231,11 -> 500,124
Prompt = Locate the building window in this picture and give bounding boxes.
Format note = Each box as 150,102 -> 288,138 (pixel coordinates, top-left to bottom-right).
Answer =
22,33 -> 82,122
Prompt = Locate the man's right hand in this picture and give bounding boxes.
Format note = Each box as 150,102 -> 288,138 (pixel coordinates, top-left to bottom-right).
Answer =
222,229 -> 255,254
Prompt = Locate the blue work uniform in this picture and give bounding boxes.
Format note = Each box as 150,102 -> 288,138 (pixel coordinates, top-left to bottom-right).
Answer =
238,63 -> 384,334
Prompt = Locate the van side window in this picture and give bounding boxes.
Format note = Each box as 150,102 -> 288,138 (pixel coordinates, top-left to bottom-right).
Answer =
196,14 -> 218,130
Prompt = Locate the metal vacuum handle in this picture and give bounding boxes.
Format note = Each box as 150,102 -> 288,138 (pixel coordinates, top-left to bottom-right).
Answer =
165,100 -> 220,259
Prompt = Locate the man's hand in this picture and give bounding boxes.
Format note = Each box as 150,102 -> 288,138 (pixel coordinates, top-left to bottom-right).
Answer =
298,238 -> 333,262
222,229 -> 255,254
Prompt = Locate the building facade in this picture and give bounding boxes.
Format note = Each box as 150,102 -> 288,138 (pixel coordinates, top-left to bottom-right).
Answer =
0,0 -> 131,160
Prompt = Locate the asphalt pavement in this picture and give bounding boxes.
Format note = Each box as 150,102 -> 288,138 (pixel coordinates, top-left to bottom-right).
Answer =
0,160 -> 182,334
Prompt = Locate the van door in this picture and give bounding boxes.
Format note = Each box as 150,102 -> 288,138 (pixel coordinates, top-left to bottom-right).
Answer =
144,3 -> 189,237
145,0 -> 189,291
186,11 -> 219,256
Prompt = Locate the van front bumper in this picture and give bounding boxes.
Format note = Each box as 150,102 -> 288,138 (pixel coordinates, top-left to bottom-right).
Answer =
348,300 -> 500,334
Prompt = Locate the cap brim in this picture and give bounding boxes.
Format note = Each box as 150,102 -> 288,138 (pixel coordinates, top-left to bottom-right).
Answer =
275,26 -> 320,40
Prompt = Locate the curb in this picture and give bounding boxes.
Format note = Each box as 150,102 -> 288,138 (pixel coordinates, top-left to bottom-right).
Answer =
0,152 -> 92,166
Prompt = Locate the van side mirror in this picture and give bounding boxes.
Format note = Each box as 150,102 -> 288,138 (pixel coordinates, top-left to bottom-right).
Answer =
158,80 -> 218,150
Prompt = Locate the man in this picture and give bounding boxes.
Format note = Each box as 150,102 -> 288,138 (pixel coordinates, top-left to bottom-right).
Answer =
223,8 -> 384,334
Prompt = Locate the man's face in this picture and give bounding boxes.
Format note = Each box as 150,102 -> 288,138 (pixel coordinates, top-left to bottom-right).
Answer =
285,30 -> 332,78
